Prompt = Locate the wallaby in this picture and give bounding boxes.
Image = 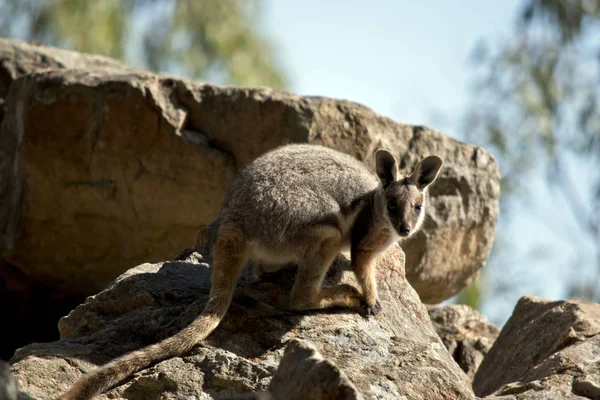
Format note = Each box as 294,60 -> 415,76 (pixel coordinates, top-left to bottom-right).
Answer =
57,143 -> 442,400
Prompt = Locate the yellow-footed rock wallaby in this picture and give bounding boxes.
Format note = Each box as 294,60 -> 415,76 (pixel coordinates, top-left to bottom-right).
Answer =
58,144 -> 442,399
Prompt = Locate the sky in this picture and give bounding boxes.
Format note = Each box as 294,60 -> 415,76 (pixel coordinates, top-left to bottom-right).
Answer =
262,0 -> 521,138
261,1 -> 598,325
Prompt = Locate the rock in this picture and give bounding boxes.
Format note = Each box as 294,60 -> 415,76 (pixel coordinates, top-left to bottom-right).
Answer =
427,304 -> 500,379
473,296 -> 600,399
9,247 -> 475,399
263,339 -> 362,400
0,38 -> 500,304
0,39 -> 135,361
0,38 -> 145,361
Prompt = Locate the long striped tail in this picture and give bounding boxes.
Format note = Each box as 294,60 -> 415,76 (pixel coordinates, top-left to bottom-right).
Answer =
56,294 -> 231,400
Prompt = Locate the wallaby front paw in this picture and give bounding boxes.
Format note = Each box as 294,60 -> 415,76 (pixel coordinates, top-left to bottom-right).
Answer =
362,299 -> 382,316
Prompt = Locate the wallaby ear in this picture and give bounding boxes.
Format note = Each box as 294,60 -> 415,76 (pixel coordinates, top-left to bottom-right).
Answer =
410,155 -> 443,190
375,149 -> 398,188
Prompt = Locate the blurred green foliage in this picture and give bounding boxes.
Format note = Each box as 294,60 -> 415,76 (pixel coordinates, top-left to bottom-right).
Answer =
456,272 -> 484,310
467,0 -> 600,195
462,0 -> 600,308
0,0 -> 287,88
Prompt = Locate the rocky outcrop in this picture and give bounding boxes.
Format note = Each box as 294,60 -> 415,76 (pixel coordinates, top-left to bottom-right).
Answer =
9,247 -> 475,399
474,296 -> 600,399
4,37 -> 600,400
0,38 -> 500,304
428,304 -> 500,379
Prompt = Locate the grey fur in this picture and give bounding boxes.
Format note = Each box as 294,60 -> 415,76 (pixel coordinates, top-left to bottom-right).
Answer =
223,145 -> 381,259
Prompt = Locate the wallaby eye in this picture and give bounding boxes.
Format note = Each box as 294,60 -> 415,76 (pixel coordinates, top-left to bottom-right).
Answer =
415,204 -> 423,212
387,201 -> 396,212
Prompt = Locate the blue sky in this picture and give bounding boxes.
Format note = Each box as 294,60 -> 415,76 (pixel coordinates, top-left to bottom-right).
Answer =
263,0 -> 521,138
261,1 -> 599,325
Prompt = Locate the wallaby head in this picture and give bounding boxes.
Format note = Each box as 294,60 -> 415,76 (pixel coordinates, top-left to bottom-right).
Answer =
375,150 -> 443,238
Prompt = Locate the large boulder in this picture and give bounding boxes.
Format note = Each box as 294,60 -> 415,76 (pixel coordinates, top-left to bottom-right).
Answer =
0,38 -> 500,303
9,247 -> 475,399
0,39 -> 136,361
474,296 -> 600,399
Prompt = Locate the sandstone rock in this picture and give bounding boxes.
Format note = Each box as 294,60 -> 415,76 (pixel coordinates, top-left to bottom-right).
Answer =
0,38 -> 127,126
427,304 -> 500,379
10,247 -> 475,399
0,38 -> 500,303
474,296 -> 600,399
264,339 -> 362,400
0,39 -> 136,361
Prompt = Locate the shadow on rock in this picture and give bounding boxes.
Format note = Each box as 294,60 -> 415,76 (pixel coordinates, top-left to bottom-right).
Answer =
10,246 -> 474,400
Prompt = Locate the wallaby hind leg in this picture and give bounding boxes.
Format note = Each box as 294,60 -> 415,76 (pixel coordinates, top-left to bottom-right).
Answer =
351,248 -> 381,316
290,231 -> 363,311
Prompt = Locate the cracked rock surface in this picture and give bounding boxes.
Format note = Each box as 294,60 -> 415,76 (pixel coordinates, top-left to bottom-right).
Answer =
9,247 -> 475,400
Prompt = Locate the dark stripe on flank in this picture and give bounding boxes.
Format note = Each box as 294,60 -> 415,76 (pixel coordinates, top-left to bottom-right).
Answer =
341,192 -> 373,217
320,213 -> 342,231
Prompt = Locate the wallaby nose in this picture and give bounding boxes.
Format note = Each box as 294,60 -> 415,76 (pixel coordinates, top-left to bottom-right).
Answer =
399,226 -> 410,235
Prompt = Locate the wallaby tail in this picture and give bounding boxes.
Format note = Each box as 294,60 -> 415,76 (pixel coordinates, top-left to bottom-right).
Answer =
56,293 -> 232,400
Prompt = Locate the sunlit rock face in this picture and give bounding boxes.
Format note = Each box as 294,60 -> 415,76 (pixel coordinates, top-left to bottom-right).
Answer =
0,38 -> 499,302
